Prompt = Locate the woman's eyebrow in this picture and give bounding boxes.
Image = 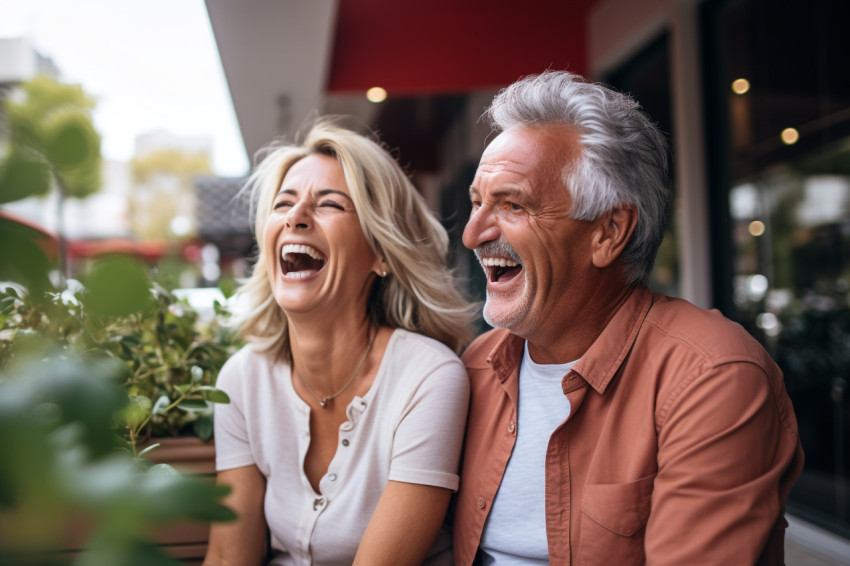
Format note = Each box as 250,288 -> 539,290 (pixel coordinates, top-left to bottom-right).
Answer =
316,188 -> 353,202
274,187 -> 352,202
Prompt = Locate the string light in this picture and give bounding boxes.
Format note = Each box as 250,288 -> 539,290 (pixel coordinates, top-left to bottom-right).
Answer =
731,78 -> 750,95
781,127 -> 799,145
366,87 -> 387,103
749,220 -> 765,236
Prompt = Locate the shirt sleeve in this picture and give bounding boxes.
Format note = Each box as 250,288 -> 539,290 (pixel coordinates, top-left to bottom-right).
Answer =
645,359 -> 803,564
213,349 -> 257,471
388,356 -> 470,492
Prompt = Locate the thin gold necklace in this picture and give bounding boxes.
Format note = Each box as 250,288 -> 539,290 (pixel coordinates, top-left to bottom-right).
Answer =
296,329 -> 377,408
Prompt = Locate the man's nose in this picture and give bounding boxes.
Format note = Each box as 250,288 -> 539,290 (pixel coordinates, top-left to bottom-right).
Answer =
462,206 -> 500,250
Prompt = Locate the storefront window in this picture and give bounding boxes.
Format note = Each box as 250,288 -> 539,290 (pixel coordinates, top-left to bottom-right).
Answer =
703,0 -> 850,536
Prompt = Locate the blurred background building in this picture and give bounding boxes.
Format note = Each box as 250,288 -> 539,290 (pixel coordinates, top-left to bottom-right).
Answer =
0,0 -> 848,562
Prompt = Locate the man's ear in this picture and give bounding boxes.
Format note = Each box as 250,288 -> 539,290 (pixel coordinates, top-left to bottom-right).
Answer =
591,205 -> 638,269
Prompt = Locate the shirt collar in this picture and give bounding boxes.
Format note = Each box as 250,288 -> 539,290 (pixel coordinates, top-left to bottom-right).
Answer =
485,286 -> 654,394
572,285 -> 653,394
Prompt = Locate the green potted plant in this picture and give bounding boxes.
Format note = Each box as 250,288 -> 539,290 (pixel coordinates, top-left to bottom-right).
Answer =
0,255 -> 243,563
0,351 -> 236,566
0,255 -> 240,454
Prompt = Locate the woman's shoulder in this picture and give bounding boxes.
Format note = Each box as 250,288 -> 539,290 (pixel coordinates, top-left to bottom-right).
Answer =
217,344 -> 281,387
379,329 -> 469,417
382,329 -> 467,393
389,328 -> 463,365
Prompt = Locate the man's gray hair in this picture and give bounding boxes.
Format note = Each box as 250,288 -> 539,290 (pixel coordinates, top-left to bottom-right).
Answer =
486,70 -> 671,285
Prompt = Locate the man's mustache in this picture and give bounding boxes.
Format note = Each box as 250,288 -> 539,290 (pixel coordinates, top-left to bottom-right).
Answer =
474,241 -> 522,265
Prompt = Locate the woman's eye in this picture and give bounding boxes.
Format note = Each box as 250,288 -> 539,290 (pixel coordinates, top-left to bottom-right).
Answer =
273,201 -> 293,209
321,201 -> 345,210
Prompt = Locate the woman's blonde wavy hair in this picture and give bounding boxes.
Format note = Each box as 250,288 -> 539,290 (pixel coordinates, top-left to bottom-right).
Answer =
235,119 -> 479,360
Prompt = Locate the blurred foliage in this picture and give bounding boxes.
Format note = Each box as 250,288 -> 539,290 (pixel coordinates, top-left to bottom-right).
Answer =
0,219 -> 54,298
0,253 -> 243,562
129,148 -> 213,242
0,258 -> 242,449
0,356 -> 236,566
130,149 -> 212,184
1,75 -> 102,202
0,76 -> 241,564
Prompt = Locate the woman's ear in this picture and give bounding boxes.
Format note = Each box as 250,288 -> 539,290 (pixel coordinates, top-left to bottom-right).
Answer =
372,257 -> 390,278
591,205 -> 638,269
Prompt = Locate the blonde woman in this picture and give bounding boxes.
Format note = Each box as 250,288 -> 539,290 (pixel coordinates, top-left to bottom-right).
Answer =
203,120 -> 478,566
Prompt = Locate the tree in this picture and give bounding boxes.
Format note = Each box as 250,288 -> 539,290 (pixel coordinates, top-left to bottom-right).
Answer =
1,75 -> 103,279
130,148 -> 213,241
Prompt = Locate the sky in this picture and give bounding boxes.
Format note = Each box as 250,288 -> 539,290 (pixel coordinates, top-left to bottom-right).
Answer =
0,0 -> 249,177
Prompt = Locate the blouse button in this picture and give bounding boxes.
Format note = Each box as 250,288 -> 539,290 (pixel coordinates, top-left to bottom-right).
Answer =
329,473 -> 338,481
508,421 -> 516,434
477,497 -> 486,510
341,439 -> 349,447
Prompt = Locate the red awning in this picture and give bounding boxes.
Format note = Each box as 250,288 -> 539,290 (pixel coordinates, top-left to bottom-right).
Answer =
327,0 -> 599,94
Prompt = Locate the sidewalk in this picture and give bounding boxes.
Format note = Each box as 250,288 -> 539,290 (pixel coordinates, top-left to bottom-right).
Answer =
786,516 -> 850,565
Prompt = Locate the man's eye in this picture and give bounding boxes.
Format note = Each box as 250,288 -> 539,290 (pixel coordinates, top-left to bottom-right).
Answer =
471,200 -> 481,210
507,202 -> 522,211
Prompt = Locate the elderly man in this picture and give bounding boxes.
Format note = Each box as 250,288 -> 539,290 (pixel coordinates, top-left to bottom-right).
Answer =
453,71 -> 804,566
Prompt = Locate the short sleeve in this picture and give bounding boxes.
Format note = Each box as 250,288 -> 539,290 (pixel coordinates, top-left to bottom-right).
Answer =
213,349 -> 257,471
388,356 -> 470,492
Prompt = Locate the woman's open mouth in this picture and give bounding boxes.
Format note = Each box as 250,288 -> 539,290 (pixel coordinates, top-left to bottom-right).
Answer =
481,257 -> 522,283
280,244 -> 326,279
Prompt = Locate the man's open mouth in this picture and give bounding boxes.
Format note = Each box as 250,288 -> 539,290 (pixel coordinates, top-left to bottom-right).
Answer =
481,257 -> 522,283
280,244 -> 326,279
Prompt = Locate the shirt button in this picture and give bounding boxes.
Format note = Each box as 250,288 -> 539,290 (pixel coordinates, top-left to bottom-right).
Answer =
341,439 -> 349,447
477,497 -> 486,510
508,421 -> 516,434
329,473 -> 338,481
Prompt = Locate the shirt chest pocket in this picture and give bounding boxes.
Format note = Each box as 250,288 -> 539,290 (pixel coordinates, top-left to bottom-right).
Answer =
576,473 -> 655,566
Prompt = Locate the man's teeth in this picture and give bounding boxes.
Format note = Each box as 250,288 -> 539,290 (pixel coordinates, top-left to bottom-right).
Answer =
481,257 -> 519,267
281,244 -> 323,260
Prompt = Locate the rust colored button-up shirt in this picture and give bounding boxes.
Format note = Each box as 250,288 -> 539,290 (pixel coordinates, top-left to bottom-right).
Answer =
453,286 -> 804,566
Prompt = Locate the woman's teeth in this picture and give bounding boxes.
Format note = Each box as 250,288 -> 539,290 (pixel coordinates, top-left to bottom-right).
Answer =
281,244 -> 322,260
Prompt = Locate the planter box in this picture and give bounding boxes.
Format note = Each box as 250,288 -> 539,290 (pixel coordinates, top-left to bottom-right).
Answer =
34,437 -> 218,564
146,436 -> 217,564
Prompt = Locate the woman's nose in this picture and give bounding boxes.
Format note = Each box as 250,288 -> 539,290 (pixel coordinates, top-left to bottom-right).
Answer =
284,201 -> 311,230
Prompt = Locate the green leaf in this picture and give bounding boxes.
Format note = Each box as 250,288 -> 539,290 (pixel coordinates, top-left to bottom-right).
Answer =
176,398 -> 209,412
0,218 -> 53,296
136,442 -> 160,459
192,415 -> 214,441
197,386 -> 230,404
151,395 -> 170,416
123,395 -> 153,428
173,383 -> 192,395
0,152 -> 52,204
42,108 -> 100,172
84,256 -> 153,317
218,278 -> 238,300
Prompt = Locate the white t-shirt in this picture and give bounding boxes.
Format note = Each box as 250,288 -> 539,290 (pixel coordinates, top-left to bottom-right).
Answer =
480,341 -> 574,565
214,328 -> 469,566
